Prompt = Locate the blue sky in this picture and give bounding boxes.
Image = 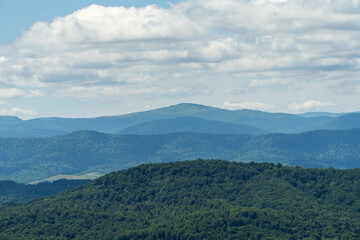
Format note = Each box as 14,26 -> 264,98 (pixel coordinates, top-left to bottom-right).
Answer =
0,0 -> 360,118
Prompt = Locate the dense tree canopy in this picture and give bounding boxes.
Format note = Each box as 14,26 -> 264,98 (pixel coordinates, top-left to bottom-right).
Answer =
1,160 -> 360,239
2,129 -> 360,182
0,179 -> 89,204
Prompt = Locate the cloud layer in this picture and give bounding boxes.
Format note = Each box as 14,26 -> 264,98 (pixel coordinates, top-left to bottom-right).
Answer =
289,100 -> 333,112
1,0 -> 360,116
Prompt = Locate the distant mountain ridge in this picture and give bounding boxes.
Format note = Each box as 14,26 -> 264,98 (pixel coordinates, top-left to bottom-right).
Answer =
119,116 -> 267,135
296,111 -> 347,118
2,129 -> 360,183
316,113 -> 360,130
0,103 -> 358,137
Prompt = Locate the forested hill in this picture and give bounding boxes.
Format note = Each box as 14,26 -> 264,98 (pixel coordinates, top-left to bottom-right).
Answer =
2,129 -> 360,183
119,116 -> 267,135
1,160 -> 360,239
0,179 -> 90,205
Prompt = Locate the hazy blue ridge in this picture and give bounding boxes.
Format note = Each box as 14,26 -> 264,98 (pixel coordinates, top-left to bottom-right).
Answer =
0,129 -> 67,138
1,129 -> 360,182
119,116 -> 267,135
0,103 -> 359,137
296,112 -> 347,118
316,113 -> 360,130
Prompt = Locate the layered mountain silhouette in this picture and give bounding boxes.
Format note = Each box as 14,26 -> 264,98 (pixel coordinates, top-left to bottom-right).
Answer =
119,116 -> 267,135
2,129 -> 360,183
0,103 -> 358,137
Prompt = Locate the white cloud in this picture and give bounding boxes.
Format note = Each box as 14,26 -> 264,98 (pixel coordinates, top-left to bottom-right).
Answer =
59,84 -> 205,99
29,89 -> 42,97
0,0 -> 360,116
199,38 -> 239,61
0,107 -> 36,116
328,80 -> 360,95
0,56 -> 7,64
16,4 -> 202,47
289,100 -> 333,112
1,0 -> 358,86
248,79 -> 290,88
0,88 -> 42,98
223,101 -> 275,111
0,88 -> 25,98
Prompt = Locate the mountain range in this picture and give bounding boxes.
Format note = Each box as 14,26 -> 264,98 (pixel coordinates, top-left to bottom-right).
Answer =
0,103 -> 357,137
1,104 -> 360,238
1,103 -> 360,183
2,129 -> 360,183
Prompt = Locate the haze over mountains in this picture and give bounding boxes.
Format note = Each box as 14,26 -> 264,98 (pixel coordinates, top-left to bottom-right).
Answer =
1,104 -> 360,238
119,116 -> 266,135
2,129 -> 360,183
0,103 -> 357,137
0,103 -> 360,183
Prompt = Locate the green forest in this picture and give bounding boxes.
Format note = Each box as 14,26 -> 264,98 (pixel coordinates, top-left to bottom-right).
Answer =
0,179 -> 89,205
2,129 -> 360,183
1,160 -> 360,239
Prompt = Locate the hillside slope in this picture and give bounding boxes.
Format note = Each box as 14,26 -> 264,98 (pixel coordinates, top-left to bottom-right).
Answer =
0,179 -> 90,205
2,129 -> 360,182
317,113 -> 360,130
119,116 -> 267,135
0,160 -> 360,239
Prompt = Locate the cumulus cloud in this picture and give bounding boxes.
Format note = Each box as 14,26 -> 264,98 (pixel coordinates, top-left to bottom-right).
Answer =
29,89 -> 42,97
328,80 -> 360,95
0,107 -> 36,116
17,4 -> 202,46
59,83 -> 206,99
0,56 -> 7,64
223,101 -> 275,111
248,79 -> 289,88
288,100 -> 333,112
0,0 -> 360,115
0,88 -> 25,98
0,88 -> 42,98
2,1 -> 359,82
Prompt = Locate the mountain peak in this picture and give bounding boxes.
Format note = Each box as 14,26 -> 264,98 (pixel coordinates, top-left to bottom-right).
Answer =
166,103 -> 220,111
135,103 -> 223,116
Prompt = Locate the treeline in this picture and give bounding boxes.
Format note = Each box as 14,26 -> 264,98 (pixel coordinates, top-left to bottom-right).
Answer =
1,160 -> 360,239
0,179 -> 90,205
2,129 -> 360,182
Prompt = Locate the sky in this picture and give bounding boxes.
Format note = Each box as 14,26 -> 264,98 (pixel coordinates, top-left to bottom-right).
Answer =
0,0 -> 360,119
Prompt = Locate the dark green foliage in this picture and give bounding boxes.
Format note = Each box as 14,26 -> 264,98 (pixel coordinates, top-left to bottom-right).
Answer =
0,179 -> 90,204
2,129 -> 360,182
1,160 -> 360,239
